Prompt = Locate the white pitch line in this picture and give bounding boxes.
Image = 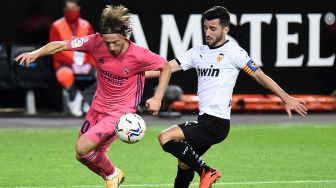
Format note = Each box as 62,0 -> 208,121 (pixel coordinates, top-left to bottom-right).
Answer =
8,179 -> 336,188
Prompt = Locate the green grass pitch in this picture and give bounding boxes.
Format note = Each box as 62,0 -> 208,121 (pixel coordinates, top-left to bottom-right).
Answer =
0,123 -> 335,187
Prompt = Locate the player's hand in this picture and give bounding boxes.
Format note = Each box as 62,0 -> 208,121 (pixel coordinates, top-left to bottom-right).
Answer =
14,52 -> 38,67
145,97 -> 161,116
283,96 -> 308,118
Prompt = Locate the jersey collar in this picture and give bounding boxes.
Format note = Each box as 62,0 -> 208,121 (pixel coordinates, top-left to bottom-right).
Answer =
208,40 -> 229,49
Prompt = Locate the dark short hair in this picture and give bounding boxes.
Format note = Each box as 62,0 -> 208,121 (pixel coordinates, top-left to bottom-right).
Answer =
202,6 -> 230,27
64,0 -> 79,6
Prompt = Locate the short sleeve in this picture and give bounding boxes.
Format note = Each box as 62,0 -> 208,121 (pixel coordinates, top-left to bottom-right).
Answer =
138,47 -> 167,71
230,46 -> 259,76
176,47 -> 197,71
66,34 -> 96,53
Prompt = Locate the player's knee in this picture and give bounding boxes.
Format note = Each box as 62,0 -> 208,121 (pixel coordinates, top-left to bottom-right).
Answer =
159,125 -> 183,146
158,131 -> 170,146
75,135 -> 98,158
75,141 -> 89,157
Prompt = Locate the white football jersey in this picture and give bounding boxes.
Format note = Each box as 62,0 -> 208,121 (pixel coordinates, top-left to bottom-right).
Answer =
177,40 -> 259,119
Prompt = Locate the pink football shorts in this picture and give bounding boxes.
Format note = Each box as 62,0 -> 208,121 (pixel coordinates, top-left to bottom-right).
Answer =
79,107 -> 123,152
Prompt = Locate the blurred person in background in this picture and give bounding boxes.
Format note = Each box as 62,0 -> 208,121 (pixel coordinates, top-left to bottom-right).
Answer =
49,0 -> 95,117
18,2 -> 52,44
15,4 -> 171,188
157,6 -> 308,188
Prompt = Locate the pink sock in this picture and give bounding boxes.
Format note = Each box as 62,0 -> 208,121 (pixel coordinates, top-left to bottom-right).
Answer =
78,150 -> 115,179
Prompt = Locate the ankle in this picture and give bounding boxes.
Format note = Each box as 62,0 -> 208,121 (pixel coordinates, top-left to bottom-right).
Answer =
105,168 -> 117,180
202,165 -> 211,172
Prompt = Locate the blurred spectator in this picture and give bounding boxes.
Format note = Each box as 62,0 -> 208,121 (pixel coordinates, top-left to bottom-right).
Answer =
49,0 -> 96,117
18,1 -> 52,44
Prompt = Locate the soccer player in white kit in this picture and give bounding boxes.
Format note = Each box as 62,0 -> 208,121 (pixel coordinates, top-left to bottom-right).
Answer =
158,6 -> 308,188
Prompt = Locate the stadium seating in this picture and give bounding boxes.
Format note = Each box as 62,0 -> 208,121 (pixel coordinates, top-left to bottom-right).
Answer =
0,43 -> 15,89
74,73 -> 96,93
11,45 -> 54,89
170,94 -> 336,112
11,44 -> 55,114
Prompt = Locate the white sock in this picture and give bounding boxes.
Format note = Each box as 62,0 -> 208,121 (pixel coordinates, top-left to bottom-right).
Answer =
105,168 -> 118,180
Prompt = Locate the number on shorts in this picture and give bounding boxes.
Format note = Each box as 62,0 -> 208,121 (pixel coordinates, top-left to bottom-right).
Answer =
81,120 -> 90,134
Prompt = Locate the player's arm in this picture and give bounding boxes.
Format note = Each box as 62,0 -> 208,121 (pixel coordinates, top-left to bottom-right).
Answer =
145,59 -> 182,78
145,71 -> 161,78
14,41 -> 69,67
251,69 -> 308,118
146,62 -> 172,115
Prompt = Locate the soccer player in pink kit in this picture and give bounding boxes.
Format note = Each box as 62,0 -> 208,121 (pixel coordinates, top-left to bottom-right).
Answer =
15,5 -> 171,188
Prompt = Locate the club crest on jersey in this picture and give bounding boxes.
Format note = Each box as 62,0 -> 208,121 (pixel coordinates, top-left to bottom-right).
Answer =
123,67 -> 129,74
71,38 -> 84,48
216,53 -> 224,63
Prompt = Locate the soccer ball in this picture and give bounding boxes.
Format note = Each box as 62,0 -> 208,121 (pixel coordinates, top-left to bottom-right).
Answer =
115,113 -> 146,144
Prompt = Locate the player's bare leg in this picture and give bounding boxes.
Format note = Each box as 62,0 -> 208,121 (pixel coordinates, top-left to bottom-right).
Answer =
76,135 -> 98,156
158,125 -> 185,145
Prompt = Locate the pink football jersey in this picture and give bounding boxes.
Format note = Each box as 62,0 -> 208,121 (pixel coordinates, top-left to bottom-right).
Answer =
67,33 -> 166,114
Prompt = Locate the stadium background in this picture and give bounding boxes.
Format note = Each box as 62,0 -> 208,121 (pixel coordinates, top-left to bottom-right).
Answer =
0,1 -> 335,188
0,0 -> 335,112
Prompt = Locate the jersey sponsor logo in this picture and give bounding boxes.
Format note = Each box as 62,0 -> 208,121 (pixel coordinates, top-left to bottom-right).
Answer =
71,38 -> 84,48
196,65 -> 220,77
99,67 -> 128,86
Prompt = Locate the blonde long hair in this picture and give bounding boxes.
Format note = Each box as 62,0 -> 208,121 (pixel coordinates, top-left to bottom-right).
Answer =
100,5 -> 132,36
